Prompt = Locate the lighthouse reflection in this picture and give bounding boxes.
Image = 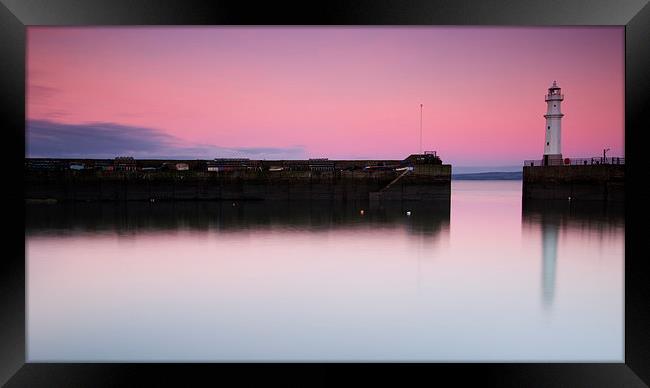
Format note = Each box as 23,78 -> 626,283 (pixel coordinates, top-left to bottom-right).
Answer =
540,218 -> 558,308
522,199 -> 624,310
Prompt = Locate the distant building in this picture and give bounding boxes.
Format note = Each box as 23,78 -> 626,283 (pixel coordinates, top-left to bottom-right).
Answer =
284,161 -> 310,171
69,162 -> 85,170
211,158 -> 252,171
160,162 -> 189,171
93,160 -> 114,171
114,156 -> 137,171
206,161 -> 220,172
308,158 -> 335,172
405,151 -> 442,165
26,159 -> 64,171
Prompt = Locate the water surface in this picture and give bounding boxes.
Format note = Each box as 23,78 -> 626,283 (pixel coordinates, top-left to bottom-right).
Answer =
26,181 -> 624,361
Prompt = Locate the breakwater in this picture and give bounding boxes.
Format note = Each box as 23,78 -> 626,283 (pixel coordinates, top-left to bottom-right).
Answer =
25,164 -> 451,202
522,165 -> 624,202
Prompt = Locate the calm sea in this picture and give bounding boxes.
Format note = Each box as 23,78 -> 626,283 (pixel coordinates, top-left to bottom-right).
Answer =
25,180 -> 624,361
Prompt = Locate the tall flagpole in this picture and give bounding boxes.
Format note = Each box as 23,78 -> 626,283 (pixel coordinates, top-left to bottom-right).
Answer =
419,103 -> 423,154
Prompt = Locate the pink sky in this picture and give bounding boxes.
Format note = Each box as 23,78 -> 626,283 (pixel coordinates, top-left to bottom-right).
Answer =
26,27 -> 624,165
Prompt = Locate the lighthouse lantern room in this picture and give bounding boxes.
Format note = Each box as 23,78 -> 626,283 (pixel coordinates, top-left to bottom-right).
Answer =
543,81 -> 564,166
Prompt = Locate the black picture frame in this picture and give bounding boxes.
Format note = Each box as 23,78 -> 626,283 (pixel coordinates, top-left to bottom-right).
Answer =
2,0 -> 649,386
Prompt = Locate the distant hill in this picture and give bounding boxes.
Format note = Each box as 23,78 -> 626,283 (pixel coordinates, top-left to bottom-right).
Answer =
452,166 -> 521,174
452,171 -> 522,180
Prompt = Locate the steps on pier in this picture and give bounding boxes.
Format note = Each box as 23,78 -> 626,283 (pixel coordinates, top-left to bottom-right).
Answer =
369,169 -> 411,202
379,169 -> 411,193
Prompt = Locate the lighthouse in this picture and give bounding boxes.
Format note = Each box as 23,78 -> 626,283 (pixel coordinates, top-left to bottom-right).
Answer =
543,81 -> 564,166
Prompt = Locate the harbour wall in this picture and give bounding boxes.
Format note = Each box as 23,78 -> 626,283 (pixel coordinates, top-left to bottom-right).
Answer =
25,166 -> 451,202
522,165 -> 624,202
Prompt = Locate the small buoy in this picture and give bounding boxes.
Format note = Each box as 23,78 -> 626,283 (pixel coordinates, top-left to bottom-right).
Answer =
406,211 -> 411,216
568,196 -> 572,201
232,202 -> 236,206
360,209 -> 364,215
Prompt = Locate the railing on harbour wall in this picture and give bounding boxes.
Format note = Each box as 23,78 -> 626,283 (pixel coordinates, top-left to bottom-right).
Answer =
523,157 -> 625,167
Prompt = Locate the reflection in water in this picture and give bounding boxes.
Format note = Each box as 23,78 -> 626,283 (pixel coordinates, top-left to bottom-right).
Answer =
541,221 -> 558,308
522,199 -> 624,310
26,182 -> 623,361
26,199 -> 451,237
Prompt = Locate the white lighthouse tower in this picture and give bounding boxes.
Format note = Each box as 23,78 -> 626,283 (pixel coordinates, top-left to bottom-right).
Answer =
543,81 -> 564,166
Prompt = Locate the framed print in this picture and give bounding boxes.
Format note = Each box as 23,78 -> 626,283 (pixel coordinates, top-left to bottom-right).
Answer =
1,0 -> 649,386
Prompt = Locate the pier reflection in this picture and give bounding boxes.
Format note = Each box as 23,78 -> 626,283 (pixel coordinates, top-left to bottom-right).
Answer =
522,199 -> 624,309
26,199 -> 450,238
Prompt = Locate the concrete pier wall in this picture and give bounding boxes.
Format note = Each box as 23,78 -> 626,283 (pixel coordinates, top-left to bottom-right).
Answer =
26,168 -> 451,202
522,165 -> 624,201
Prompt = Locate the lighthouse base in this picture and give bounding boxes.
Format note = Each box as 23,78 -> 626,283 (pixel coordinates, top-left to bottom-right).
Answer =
543,154 -> 563,166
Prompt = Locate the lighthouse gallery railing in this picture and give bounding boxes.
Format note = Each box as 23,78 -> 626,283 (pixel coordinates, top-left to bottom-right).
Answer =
524,157 -> 625,167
